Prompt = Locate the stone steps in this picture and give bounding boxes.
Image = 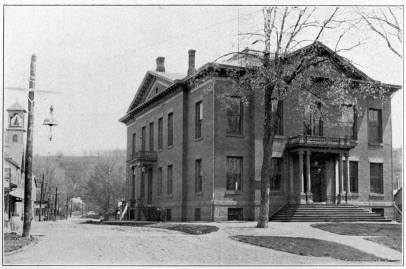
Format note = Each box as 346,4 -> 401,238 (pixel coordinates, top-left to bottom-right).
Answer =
270,204 -> 390,222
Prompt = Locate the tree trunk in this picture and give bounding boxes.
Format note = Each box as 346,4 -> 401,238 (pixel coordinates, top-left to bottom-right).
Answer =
257,84 -> 276,228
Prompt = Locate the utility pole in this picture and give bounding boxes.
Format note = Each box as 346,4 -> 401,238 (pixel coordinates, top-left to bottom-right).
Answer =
66,195 -> 69,220
54,187 -> 58,221
22,54 -> 36,238
39,174 -> 44,222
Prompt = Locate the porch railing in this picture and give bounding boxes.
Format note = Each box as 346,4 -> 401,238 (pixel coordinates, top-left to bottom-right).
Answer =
287,134 -> 357,149
130,151 -> 157,162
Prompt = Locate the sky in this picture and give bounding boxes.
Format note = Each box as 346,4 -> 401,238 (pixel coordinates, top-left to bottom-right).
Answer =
3,5 -> 403,156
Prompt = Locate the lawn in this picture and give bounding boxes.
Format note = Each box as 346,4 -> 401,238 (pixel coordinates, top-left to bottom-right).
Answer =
311,223 -> 402,253
231,235 -> 386,261
155,224 -> 219,235
4,233 -> 36,253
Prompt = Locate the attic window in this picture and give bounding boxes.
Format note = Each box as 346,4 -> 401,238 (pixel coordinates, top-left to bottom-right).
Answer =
156,87 -> 159,94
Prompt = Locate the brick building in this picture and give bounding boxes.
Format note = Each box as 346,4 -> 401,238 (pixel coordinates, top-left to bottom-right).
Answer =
119,42 -> 401,222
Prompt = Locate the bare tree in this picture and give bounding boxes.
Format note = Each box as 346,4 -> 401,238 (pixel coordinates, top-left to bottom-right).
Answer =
355,7 -> 402,58
209,6 -> 396,228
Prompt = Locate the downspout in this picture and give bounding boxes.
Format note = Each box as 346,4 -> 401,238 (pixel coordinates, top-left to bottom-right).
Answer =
211,79 -> 216,222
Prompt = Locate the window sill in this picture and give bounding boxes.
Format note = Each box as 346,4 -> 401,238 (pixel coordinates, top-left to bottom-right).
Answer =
369,193 -> 384,197
195,137 -> 203,142
157,195 -> 163,199
225,133 -> 244,138
166,195 -> 173,198
368,142 -> 383,147
195,192 -> 203,196
157,149 -> 163,153
274,135 -> 285,140
167,145 -> 173,149
225,190 -> 244,195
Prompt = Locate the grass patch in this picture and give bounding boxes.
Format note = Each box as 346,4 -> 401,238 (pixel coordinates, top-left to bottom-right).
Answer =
231,236 -> 386,261
157,224 -> 219,235
365,237 -> 402,253
311,223 -> 402,253
310,223 -> 401,236
4,233 -> 36,253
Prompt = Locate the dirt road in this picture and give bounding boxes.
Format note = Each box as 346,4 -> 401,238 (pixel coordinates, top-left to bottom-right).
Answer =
4,217 -> 402,265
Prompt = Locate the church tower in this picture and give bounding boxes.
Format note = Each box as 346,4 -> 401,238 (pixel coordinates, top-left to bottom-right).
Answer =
6,100 -> 26,151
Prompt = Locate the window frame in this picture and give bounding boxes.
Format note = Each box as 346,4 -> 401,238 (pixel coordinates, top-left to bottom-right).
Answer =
226,157 -> 242,191
195,159 -> 203,193
140,171 -> 145,198
167,165 -> 173,196
195,101 -> 203,139
157,167 -> 163,197
370,163 -> 383,194
350,161 -> 358,193
368,109 -> 382,143
158,117 -> 163,150
149,122 -> 154,151
226,96 -> 242,134
141,126 -> 146,151
12,134 -> 18,143
168,113 -> 173,147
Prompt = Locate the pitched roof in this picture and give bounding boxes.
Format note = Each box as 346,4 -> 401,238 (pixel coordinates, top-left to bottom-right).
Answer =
126,70 -> 185,113
7,101 -> 27,112
120,41 -> 401,124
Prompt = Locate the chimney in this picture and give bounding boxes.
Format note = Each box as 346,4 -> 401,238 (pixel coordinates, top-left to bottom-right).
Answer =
187,50 -> 196,76
156,57 -> 165,72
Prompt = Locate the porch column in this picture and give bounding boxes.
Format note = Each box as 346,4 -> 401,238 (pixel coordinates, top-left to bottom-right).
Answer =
298,151 -> 306,203
289,154 -> 295,203
338,153 -> 344,204
345,154 -> 352,203
306,151 -> 313,203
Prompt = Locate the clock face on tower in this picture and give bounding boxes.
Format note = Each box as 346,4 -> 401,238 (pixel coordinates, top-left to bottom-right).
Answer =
10,113 -> 23,128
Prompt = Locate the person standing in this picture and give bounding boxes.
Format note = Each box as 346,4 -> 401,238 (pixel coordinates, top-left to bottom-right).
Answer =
156,208 -> 161,223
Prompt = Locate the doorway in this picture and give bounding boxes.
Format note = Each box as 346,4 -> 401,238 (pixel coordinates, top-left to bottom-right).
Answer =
311,159 -> 326,202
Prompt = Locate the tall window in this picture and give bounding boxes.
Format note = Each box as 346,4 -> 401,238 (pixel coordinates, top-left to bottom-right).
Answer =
12,134 -> 18,143
158,117 -> 163,150
303,103 -> 323,136
370,163 -> 383,194
195,101 -> 203,139
132,133 -> 136,154
272,100 -> 283,136
149,122 -> 154,151
341,106 -> 356,139
350,161 -> 358,193
141,172 -> 145,198
195,159 -> 202,193
227,97 -> 242,134
369,109 -> 382,143
141,126 -> 146,151
167,165 -> 173,195
226,157 -> 242,190
270,158 -> 282,190
168,113 -> 173,147
157,167 -> 162,197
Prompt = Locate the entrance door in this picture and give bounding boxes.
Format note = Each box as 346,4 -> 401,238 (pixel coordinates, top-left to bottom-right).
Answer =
147,167 -> 153,205
311,160 -> 326,202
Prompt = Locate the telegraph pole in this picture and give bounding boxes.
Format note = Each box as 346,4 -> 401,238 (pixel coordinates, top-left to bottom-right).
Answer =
70,198 -> 73,217
54,187 -> 58,221
66,195 -> 69,220
39,174 -> 44,222
22,54 -> 36,238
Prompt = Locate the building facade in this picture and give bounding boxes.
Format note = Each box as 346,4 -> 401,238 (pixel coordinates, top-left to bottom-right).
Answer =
4,101 -> 37,230
119,43 -> 401,222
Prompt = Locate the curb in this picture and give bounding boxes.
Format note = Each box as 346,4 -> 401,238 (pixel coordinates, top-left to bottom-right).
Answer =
4,237 -> 39,256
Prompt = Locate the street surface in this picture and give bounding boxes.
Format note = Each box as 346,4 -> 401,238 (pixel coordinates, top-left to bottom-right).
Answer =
4,217 -> 402,265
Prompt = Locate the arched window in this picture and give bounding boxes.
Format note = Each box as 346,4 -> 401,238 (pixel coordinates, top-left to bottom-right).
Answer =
12,134 -> 18,142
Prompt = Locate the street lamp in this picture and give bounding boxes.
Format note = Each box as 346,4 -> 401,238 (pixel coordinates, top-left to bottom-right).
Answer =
43,106 -> 58,141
